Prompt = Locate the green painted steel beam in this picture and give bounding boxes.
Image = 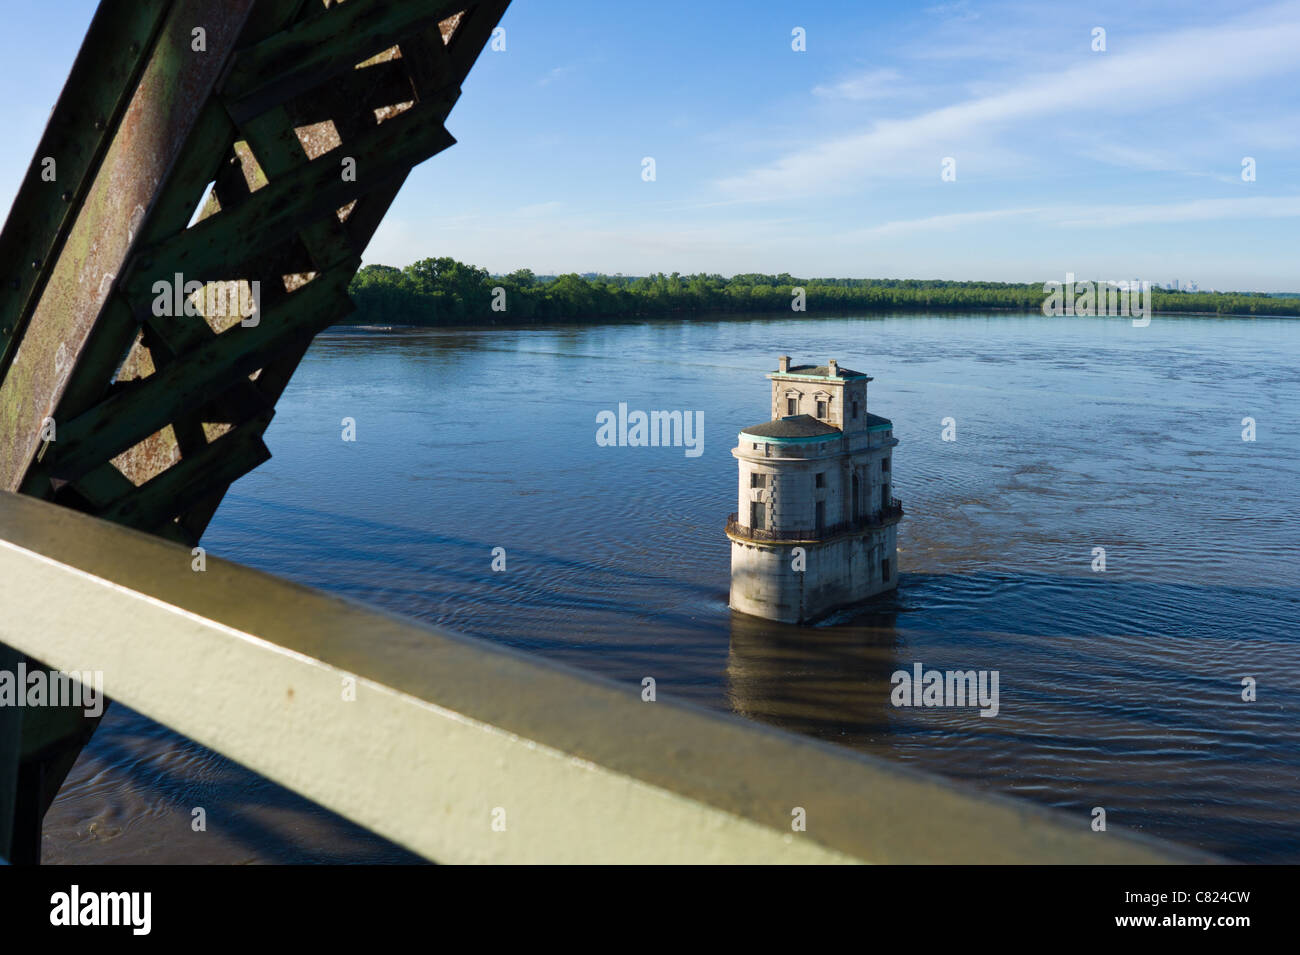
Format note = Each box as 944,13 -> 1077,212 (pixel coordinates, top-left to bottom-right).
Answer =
4,1 -> 511,515
0,0 -> 174,382
0,1 -> 514,864
95,413 -> 273,532
122,112 -> 455,302
0,0 -> 258,493
221,0 -> 469,123
43,268 -> 354,484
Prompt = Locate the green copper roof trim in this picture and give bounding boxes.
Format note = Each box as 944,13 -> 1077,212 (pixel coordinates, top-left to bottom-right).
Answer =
739,431 -> 838,445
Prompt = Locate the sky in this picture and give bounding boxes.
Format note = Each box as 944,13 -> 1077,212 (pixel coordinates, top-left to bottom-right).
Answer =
1,0 -> 1298,289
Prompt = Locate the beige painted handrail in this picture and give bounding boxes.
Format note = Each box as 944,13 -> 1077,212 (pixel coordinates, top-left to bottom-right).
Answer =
0,492 -> 1214,864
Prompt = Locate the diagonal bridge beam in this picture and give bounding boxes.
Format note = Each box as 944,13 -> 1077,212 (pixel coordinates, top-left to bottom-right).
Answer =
0,0 -> 511,863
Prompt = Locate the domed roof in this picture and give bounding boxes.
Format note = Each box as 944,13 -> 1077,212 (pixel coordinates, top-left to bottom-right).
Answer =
740,414 -> 841,439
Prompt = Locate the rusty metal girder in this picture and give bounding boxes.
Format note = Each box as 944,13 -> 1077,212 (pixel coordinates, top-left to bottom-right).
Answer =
0,0 -> 174,382
0,0 -> 511,542
0,0 -> 510,862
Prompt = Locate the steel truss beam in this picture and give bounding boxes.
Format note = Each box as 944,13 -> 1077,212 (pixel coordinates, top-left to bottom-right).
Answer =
0,0 -> 511,863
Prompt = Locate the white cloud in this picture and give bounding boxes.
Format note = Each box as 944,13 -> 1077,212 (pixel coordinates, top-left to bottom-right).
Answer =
538,65 -> 575,86
1057,196 -> 1300,228
836,196 -> 1300,240
719,6 -> 1300,199
924,1 -> 980,22
845,207 -> 1048,238
812,68 -> 904,101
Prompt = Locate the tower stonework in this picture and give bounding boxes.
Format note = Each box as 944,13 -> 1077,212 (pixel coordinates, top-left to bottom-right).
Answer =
726,356 -> 902,624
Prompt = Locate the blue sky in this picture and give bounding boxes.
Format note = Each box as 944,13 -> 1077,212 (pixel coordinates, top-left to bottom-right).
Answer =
2,0 -> 1298,289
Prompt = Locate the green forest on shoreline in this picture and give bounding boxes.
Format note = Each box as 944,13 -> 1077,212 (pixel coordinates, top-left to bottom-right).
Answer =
345,257 -> 1300,325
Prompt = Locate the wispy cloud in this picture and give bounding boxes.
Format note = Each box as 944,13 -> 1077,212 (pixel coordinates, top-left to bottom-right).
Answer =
924,1 -> 980,22
718,5 -> 1300,199
1073,142 -> 1243,183
1057,196 -> 1300,228
538,65 -> 575,86
840,196 -> 1300,240
846,207 -> 1048,238
812,68 -> 904,101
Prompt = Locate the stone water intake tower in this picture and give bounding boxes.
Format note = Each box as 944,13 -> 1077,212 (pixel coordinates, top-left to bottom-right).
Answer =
726,356 -> 903,624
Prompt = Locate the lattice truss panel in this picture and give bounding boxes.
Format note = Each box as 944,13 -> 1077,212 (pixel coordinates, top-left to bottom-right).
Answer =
0,0 -> 509,544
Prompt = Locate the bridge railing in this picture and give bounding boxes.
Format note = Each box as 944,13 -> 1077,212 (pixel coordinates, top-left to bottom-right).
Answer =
0,491 -> 1211,863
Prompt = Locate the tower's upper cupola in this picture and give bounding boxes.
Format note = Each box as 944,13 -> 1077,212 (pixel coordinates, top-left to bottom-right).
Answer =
767,356 -> 871,433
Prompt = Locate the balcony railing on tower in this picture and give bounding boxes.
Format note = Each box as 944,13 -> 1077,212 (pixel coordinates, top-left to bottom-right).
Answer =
726,499 -> 904,543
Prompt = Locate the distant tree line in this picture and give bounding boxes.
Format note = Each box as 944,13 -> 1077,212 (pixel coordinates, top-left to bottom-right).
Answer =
344,257 -> 1300,325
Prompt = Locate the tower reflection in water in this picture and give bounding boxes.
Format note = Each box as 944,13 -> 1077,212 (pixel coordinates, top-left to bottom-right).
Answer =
724,604 -> 906,757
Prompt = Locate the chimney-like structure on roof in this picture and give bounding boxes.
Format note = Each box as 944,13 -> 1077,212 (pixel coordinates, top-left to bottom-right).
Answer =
778,354 -> 790,373
827,358 -> 838,376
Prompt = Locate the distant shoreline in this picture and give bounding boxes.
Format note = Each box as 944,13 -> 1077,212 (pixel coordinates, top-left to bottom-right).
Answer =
326,306 -> 1299,333
343,258 -> 1300,327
